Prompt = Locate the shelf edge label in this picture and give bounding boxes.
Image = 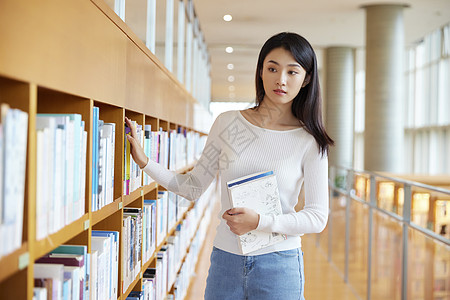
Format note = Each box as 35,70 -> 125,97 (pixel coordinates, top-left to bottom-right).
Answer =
18,252 -> 29,270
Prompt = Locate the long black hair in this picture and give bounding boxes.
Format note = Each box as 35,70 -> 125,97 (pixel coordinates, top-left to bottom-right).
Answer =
255,32 -> 334,155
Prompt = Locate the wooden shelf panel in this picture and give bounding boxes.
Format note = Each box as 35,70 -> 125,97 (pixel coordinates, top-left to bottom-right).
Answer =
123,188 -> 144,207
33,214 -> 89,260
122,271 -> 142,300
92,197 -> 123,226
0,242 -> 29,283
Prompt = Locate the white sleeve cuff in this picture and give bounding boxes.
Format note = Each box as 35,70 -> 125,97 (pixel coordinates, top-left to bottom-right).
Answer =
256,214 -> 273,232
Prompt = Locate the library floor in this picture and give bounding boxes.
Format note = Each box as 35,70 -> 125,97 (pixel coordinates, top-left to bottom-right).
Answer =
184,201 -> 358,300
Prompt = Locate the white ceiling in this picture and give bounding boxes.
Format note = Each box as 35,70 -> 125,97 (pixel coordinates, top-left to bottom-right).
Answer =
192,0 -> 450,103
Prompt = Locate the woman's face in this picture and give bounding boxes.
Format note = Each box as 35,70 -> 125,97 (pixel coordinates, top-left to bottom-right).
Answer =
261,47 -> 308,106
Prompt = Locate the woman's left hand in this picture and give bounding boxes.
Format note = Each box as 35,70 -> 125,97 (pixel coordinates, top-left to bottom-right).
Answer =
222,208 -> 260,236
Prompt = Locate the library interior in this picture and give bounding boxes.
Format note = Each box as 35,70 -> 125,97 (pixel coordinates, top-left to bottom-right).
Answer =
0,0 -> 450,299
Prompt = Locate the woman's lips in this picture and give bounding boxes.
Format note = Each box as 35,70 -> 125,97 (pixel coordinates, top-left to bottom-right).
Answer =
274,89 -> 286,95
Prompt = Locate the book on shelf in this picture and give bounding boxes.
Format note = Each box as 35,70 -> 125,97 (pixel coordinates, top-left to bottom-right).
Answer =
227,170 -> 287,255
0,104 -> 28,258
92,106 -> 116,211
50,244 -> 90,300
34,263 -> 64,300
35,253 -> 84,300
144,263 -> 162,300
122,208 -> 143,292
124,121 -> 143,195
143,200 -> 157,263
143,125 -> 154,186
91,230 -> 119,300
35,113 -> 87,240
92,230 -> 119,300
159,129 -> 169,169
33,287 -> 48,300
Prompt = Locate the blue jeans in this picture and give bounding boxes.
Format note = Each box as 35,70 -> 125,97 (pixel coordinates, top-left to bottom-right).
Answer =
205,247 -> 305,300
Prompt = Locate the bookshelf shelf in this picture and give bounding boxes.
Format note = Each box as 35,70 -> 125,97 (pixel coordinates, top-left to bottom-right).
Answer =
33,214 -> 90,260
124,187 -> 145,206
0,0 -> 215,299
122,271 -> 142,299
92,197 -> 123,226
0,242 -> 28,282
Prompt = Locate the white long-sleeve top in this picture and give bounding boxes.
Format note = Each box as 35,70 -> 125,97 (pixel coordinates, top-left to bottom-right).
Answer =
142,110 -> 329,255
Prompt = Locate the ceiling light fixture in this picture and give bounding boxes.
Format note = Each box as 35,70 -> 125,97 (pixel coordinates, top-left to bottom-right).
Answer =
228,85 -> 235,91
223,14 -> 232,22
227,63 -> 234,70
225,47 -> 234,53
228,75 -> 235,82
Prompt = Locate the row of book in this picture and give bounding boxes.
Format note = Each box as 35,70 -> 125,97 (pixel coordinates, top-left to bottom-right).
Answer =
92,107 -> 207,207
125,121 -> 207,195
173,206 -> 212,300
0,104 -> 28,257
36,113 -> 88,240
33,244 -> 89,300
32,176 -> 216,300
124,181 -> 215,300
33,229 -> 119,300
92,107 -> 116,212
122,207 -> 143,292
128,190 -> 191,292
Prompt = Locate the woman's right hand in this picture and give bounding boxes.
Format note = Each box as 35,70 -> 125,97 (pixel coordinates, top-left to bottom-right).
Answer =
125,117 -> 149,169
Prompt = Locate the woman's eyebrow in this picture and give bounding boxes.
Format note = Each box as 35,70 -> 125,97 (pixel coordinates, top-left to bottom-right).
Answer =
267,60 -> 301,68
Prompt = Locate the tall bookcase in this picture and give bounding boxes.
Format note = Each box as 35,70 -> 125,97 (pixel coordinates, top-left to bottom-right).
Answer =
0,0 -> 214,299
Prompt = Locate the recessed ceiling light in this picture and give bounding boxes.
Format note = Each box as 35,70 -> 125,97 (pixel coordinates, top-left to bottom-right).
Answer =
228,75 -> 235,82
228,85 -> 235,91
223,14 -> 232,22
227,63 -> 234,70
225,47 -> 234,53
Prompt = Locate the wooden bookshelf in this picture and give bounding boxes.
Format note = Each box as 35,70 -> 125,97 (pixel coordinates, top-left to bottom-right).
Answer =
0,0 -> 214,299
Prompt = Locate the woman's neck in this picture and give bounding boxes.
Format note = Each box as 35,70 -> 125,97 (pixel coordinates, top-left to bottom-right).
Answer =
254,100 -> 300,128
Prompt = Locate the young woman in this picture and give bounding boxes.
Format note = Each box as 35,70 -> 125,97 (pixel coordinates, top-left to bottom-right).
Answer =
126,32 -> 333,300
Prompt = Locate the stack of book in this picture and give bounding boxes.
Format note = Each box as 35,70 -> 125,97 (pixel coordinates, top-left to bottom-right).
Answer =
172,198 -> 213,300
92,107 -> 116,211
122,208 -> 143,292
159,129 -> 170,169
143,125 -> 157,186
145,191 -> 168,247
124,121 -> 144,195
143,262 -> 162,300
91,230 -> 119,300
0,105 -> 28,258
35,112 -> 87,240
33,244 -> 89,300
168,128 -> 188,171
142,200 -> 157,264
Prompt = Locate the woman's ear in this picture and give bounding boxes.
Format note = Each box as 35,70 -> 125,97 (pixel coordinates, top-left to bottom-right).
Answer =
302,74 -> 311,87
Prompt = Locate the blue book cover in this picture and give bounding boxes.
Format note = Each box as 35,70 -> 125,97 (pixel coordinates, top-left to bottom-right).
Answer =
227,170 -> 273,188
92,107 -> 99,211
62,278 -> 70,300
